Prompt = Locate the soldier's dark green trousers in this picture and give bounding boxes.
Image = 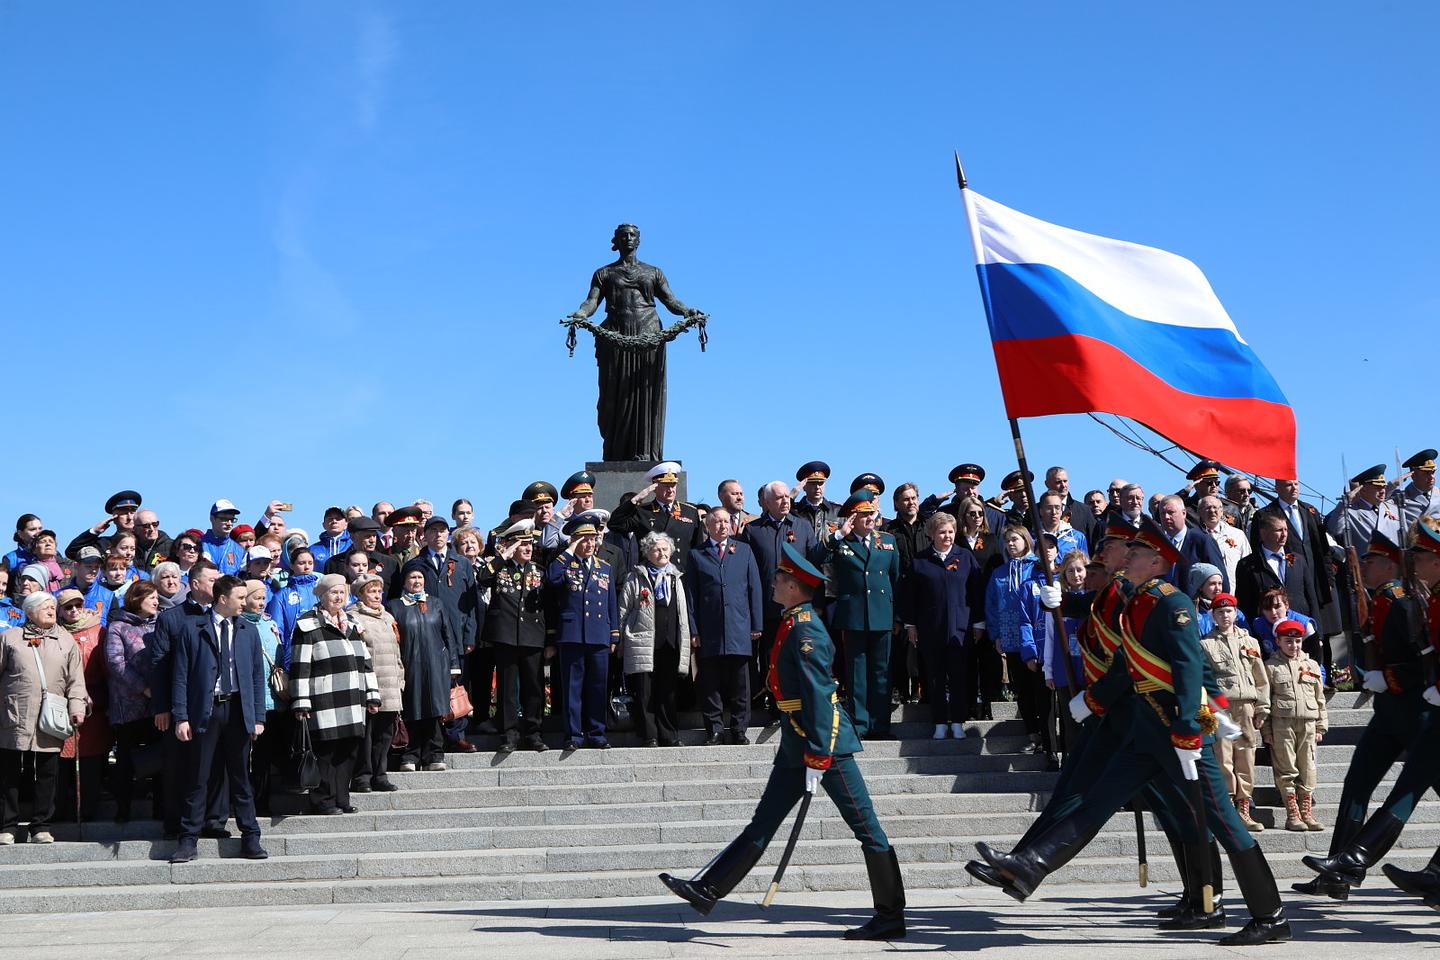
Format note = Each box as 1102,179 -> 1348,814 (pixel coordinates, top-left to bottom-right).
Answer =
1334,689 -> 1430,828
740,737 -> 890,855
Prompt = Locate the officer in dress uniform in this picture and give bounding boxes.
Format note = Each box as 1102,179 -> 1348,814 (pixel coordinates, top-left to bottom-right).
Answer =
1325,465 -> 1399,552
997,470 -> 1035,530
810,489 -> 900,738
385,506 -> 424,567
64,489 -> 145,561
524,481 -> 566,554
1180,460 -> 1224,527
607,462 -> 704,570
658,542 -> 906,941
920,463 -> 1008,535
1299,518 -> 1440,899
544,513 -> 619,750
791,461 -> 842,541
976,517 -> 1290,946
1397,449 -> 1440,526
476,519 -> 549,753
486,500 -> 538,557
850,473 -> 886,523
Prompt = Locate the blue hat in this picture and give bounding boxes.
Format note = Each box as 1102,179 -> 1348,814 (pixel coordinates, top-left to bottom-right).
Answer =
777,541 -> 826,588
839,489 -> 879,517
949,463 -> 985,485
105,490 -> 142,514
850,473 -> 885,495
561,471 -> 596,498
563,514 -> 602,538
796,461 -> 831,483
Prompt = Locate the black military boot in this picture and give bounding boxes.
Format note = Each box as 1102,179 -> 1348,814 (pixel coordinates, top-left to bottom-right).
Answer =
1156,835 -> 1189,919
1219,845 -> 1291,946
844,847 -> 906,940
1293,813 -> 1361,900
977,816 -> 1091,901
1159,841 -> 1226,929
659,836 -> 765,915
1383,846 -> 1440,901
1302,811 -> 1406,888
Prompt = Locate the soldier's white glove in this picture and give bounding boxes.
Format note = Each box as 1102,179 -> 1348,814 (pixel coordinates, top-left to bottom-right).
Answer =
804,766 -> 824,794
1068,689 -> 1092,724
1213,710 -> 1242,741
1362,670 -> 1389,694
1174,746 -> 1202,781
1424,686 -> 1440,708
1038,583 -> 1062,609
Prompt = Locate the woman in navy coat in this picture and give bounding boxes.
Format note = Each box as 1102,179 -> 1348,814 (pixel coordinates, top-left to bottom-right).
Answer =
899,512 -> 978,739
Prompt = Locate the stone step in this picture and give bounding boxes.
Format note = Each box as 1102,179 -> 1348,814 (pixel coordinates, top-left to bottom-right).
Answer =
1,846 -> 1434,916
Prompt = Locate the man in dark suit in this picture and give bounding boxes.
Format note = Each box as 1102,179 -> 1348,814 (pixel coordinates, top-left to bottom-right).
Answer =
737,481 -> 819,719
686,507 -> 764,745
1158,495 -> 1229,594
147,559 -> 228,839
1235,512 -> 1320,624
169,575 -> 268,863
1250,479 -> 1332,625
403,517 -> 482,751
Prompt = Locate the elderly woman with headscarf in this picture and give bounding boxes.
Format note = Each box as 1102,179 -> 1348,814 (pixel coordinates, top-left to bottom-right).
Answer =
0,592 -> 87,844
388,567 -> 459,772
289,573 -> 380,816
55,589 -> 111,821
617,531 -> 693,748
347,573 -> 403,793
105,581 -> 162,822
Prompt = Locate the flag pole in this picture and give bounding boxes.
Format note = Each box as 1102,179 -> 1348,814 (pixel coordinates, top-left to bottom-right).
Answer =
955,155 -> 1084,703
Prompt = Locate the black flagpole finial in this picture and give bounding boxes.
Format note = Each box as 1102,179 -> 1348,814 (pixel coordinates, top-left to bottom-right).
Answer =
954,151 -> 968,190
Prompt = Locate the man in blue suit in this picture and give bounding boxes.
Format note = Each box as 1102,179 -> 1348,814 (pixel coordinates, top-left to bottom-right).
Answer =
1158,495 -> 1229,594
687,506 -> 764,745
169,575 -> 268,863
738,481 -> 818,720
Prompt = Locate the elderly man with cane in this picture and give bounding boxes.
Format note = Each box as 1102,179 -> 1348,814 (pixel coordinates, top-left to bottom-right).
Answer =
657,542 -> 906,940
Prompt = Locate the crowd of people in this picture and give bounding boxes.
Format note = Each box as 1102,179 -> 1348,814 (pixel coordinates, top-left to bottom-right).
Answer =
0,449 -> 1436,860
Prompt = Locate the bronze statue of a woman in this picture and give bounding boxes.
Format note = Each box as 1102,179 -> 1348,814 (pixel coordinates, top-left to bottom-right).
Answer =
568,224 -> 705,461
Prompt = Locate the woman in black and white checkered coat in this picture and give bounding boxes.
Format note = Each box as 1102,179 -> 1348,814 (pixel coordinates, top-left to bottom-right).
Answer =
290,574 -> 380,815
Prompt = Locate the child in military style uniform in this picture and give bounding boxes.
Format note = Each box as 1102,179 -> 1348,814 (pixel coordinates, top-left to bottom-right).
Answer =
1259,619 -> 1327,831
1200,592 -> 1269,832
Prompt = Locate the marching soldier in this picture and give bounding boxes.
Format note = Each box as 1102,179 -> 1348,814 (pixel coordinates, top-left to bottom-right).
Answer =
608,462 -> 704,570
1396,449 -> 1440,526
809,489 -> 900,739
1300,517 -> 1440,897
658,542 -> 906,940
974,517 -> 1290,946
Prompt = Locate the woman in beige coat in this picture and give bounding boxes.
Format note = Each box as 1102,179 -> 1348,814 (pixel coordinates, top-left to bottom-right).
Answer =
617,532 -> 693,748
0,592 -> 87,844
348,574 -> 404,793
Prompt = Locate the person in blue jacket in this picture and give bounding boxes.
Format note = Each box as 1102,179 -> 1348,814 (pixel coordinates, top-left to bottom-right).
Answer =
985,524 -> 1047,755
201,500 -> 247,575
2,513 -> 43,578
0,569 -> 23,628
545,512 -> 619,751
266,547 -> 320,644
308,507 -> 353,570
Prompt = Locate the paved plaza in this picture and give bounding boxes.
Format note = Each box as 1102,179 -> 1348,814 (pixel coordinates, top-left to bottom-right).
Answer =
2,882 -> 1435,959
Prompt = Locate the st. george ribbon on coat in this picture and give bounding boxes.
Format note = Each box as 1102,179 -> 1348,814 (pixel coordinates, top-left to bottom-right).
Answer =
958,179 -> 1297,481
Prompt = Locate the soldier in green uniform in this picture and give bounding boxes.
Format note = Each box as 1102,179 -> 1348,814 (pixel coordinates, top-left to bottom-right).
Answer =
966,514 -> 1228,926
659,542 -> 906,941
1301,516 -> 1440,895
975,517 -> 1290,946
809,489 -> 901,739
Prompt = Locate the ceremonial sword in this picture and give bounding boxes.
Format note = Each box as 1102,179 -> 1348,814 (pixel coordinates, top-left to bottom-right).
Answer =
761,788 -> 813,908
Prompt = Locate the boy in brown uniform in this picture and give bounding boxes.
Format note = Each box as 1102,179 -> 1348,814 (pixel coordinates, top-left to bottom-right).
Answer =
1258,619 -> 1328,831
1200,592 -> 1269,831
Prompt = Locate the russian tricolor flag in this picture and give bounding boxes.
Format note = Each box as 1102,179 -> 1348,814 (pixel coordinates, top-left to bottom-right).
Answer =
961,188 -> 1297,480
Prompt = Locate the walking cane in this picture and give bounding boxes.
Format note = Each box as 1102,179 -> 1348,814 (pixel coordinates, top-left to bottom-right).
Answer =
761,789 -> 814,907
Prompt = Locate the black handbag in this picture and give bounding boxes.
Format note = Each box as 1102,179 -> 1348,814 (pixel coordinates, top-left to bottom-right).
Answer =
287,721 -> 321,793
130,741 -> 164,781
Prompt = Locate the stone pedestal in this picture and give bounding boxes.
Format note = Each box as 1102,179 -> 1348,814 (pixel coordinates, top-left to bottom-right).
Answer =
587,460 -> 687,513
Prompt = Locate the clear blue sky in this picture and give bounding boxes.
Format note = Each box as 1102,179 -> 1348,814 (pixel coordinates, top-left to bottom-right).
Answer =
3,2 -> 1437,540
